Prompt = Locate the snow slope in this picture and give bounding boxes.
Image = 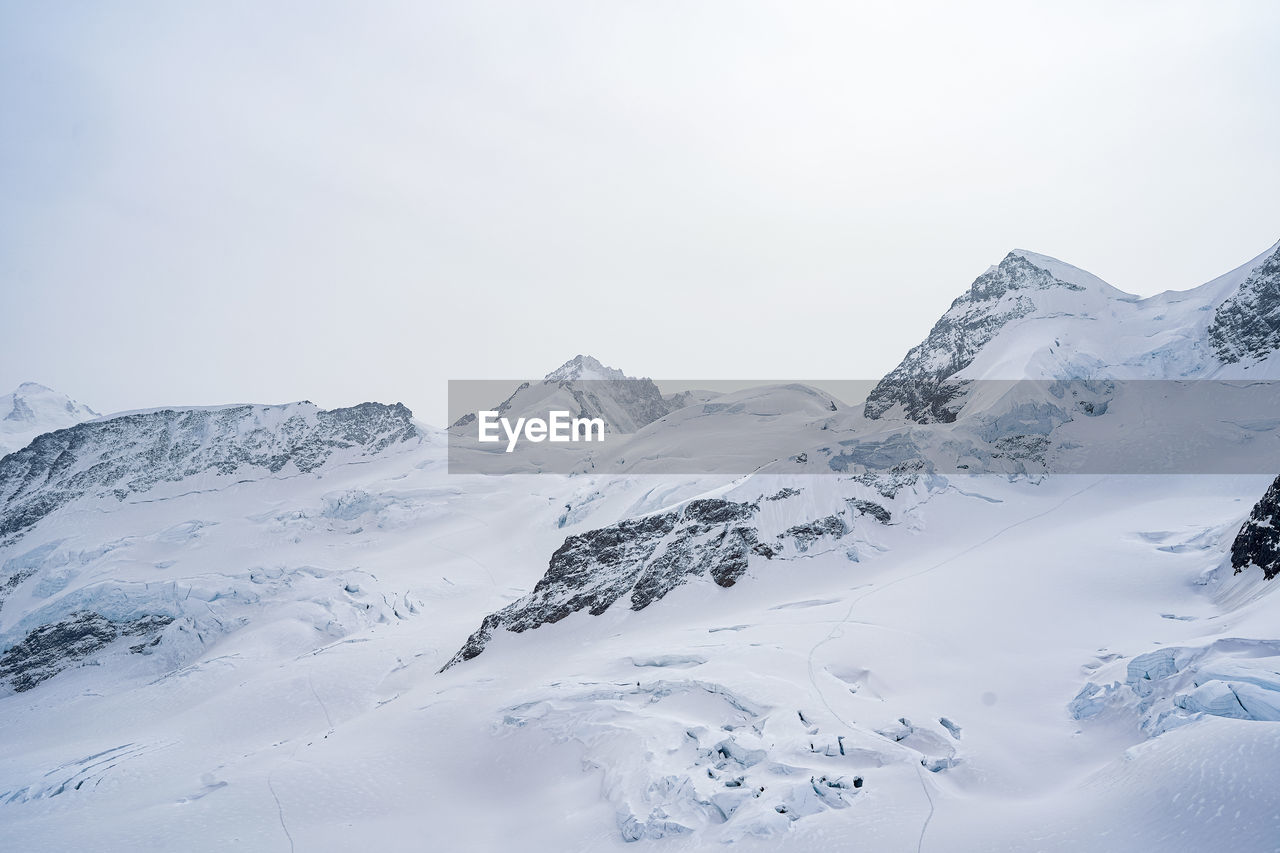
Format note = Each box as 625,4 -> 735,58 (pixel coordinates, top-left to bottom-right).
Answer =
3,457 -> 1275,851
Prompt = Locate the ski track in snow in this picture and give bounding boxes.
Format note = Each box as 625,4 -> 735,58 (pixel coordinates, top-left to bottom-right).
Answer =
421,527 -> 498,585
804,477 -> 1105,853
308,673 -> 334,732
266,769 -> 295,853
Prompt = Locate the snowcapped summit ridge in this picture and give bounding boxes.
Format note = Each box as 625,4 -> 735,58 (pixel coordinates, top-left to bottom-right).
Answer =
0,383 -> 98,458
866,237 -> 1280,422
544,354 -> 630,383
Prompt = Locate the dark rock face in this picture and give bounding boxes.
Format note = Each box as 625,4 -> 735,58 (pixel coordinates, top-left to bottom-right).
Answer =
442,491 -> 900,669
450,383 -> 530,429
865,253 -> 1083,423
0,566 -> 35,615
1209,247 -> 1280,364
0,402 -> 417,540
847,499 -> 892,524
855,461 -> 926,499
442,499 -> 762,669
564,378 -> 672,432
544,355 -> 674,433
782,516 -> 848,553
0,611 -> 173,692
1231,475 -> 1280,580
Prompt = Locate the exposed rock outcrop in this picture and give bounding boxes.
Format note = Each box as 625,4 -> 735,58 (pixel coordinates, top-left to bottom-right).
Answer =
1231,475 -> 1280,580
442,498 -> 764,669
1209,245 -> 1280,364
0,611 -> 173,692
443,487 -> 900,669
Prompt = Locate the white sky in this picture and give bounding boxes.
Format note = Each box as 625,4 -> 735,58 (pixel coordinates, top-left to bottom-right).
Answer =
2,1 -> 1278,426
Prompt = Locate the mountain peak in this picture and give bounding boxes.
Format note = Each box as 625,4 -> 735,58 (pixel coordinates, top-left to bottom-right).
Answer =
865,249 -> 1137,422
545,355 -> 629,383
998,250 -> 1135,300
0,383 -> 99,456
452,356 -> 668,435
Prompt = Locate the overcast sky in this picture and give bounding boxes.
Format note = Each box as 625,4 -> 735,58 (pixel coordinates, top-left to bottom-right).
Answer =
3,1 -> 1278,426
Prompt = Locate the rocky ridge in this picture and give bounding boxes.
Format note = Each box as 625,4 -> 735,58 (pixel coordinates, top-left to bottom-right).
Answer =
1230,474 -> 1280,580
0,401 -> 418,541
1209,244 -> 1280,364
451,355 -> 677,434
443,488 -> 892,669
863,252 -> 1090,423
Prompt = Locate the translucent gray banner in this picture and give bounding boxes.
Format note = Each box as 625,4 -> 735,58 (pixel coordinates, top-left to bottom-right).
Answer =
446,378 -> 1280,476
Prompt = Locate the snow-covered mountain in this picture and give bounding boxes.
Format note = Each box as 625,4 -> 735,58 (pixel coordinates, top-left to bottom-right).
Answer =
451,355 -> 684,434
0,400 -> 422,696
0,383 -> 98,458
0,401 -> 419,541
4,241 -> 1280,851
866,239 -> 1280,422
